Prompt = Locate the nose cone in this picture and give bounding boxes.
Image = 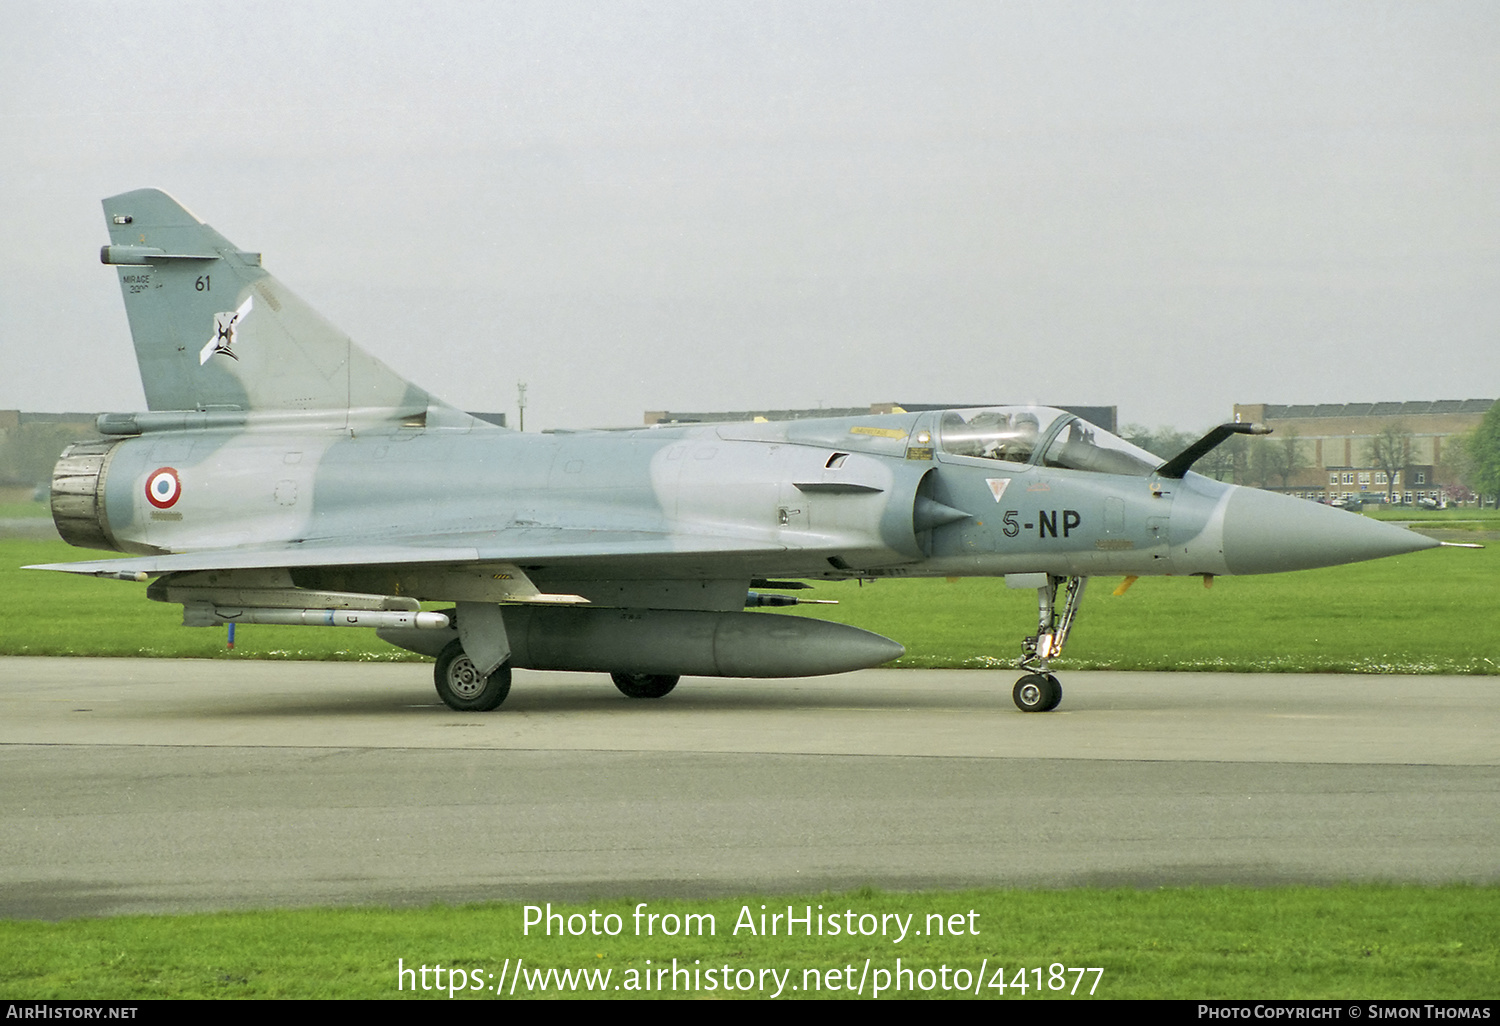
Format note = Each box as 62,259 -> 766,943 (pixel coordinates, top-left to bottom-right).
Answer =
1221,487 -> 1439,575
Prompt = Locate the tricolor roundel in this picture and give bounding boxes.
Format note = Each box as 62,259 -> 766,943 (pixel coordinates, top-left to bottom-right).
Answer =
145,467 -> 182,509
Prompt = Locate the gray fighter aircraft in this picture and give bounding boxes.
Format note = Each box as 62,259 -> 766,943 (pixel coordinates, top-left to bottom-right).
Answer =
32,188 -> 1444,712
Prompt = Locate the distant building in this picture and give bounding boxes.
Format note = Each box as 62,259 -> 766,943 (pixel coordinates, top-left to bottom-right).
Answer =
645,406 -> 872,425
0,411 -> 101,499
0,410 -> 99,433
646,403 -> 1118,432
1232,400 -> 1495,504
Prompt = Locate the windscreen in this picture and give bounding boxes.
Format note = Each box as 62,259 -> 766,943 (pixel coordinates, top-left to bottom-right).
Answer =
1040,418 -> 1161,476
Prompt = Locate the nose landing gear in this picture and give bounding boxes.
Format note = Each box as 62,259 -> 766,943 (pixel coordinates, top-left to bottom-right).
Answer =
1013,574 -> 1086,712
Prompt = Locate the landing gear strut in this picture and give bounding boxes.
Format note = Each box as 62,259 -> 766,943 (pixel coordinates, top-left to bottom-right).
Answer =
1013,575 -> 1086,712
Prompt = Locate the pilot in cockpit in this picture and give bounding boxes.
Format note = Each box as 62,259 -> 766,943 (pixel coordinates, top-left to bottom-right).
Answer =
964,410 -> 1011,459
1001,412 -> 1041,462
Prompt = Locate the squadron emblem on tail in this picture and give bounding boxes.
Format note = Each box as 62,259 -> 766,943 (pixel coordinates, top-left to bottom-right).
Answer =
200,295 -> 252,364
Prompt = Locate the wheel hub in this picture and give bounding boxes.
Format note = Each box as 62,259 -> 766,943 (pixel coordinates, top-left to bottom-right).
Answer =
448,658 -> 485,700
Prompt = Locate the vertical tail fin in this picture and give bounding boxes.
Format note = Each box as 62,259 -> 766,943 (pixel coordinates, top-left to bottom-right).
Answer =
101,189 -> 469,423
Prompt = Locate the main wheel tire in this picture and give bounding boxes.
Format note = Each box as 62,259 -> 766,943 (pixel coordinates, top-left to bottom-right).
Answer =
1013,673 -> 1061,712
434,640 -> 511,711
611,672 -> 680,699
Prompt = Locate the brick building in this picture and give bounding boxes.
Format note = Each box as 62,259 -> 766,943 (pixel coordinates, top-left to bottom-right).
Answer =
1231,400 -> 1495,504
645,403 -> 1118,432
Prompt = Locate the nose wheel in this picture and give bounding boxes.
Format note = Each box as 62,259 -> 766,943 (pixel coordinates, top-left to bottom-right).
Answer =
1013,673 -> 1062,712
1013,574 -> 1086,712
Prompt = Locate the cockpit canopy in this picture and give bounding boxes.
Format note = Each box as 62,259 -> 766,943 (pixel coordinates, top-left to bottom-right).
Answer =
938,406 -> 1162,477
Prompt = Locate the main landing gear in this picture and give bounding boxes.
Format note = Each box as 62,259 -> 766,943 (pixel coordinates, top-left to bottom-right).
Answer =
434,639 -> 512,711
611,672 -> 680,699
1013,574 -> 1087,713
432,641 -> 684,711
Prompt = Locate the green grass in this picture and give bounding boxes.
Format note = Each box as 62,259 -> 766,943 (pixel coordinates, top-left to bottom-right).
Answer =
0,500 -> 50,518
1,538 -> 425,661
1364,507 -> 1500,531
2,886 -> 1496,999
4,538 -> 1496,672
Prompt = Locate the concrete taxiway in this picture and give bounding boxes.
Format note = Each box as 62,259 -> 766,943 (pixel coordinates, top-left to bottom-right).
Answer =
1,657 -> 1496,919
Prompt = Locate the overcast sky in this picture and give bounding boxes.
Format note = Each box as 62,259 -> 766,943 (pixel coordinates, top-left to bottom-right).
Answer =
3,1 -> 1496,433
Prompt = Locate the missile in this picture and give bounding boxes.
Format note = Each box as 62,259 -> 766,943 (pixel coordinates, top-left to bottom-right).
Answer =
185,604 -> 450,630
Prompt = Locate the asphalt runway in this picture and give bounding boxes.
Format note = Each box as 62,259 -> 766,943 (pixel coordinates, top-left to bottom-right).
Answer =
1,657 -> 1496,919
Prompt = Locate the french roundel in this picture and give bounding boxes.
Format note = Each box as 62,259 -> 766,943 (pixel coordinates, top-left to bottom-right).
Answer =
145,467 -> 182,509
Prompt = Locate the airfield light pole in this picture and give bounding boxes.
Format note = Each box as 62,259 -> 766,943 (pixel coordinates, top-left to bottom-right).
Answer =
517,382 -> 527,432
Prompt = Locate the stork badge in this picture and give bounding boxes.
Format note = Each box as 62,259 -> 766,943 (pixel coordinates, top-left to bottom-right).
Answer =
200,295 -> 253,364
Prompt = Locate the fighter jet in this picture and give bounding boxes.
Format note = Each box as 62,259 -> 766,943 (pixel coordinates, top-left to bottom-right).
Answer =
32,189 -> 1444,712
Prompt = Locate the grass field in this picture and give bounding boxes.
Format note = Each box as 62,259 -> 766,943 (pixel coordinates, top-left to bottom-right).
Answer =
3,534 -> 1494,673
3,887 -> 1496,999
1364,507 -> 1500,531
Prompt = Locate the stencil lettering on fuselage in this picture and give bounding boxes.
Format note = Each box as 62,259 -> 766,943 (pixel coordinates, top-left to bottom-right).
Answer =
1002,509 -> 1082,538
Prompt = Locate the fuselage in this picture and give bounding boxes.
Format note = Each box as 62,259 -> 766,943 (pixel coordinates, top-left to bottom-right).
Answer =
55,404 -> 1432,610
